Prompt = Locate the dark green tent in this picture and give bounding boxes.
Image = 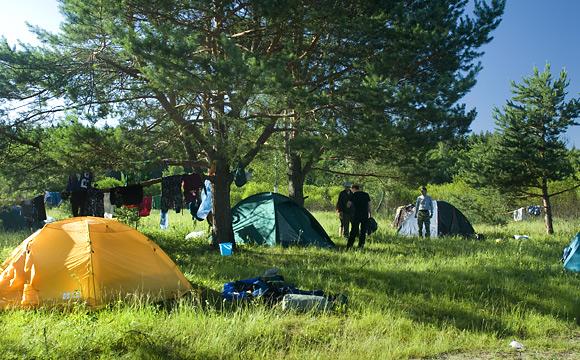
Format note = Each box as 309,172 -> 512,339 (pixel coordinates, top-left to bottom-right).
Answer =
232,192 -> 335,248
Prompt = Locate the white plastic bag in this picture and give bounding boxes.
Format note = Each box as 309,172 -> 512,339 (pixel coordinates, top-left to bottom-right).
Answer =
509,341 -> 524,350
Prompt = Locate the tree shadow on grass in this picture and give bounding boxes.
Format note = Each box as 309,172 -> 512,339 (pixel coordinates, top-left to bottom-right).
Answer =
149,230 -> 580,336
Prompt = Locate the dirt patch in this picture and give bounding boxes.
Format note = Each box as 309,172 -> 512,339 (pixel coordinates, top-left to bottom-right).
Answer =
427,350 -> 577,359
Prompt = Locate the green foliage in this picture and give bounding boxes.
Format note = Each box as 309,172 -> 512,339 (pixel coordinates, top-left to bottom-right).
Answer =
461,64 -> 580,233
0,125 -> 61,202
429,179 -> 510,225
114,207 -> 141,228
546,177 -> 580,219
94,176 -> 124,190
303,185 -> 335,211
465,65 -> 580,193
278,0 -> 506,202
385,186 -> 418,210
0,0 -> 507,243
229,181 -> 280,207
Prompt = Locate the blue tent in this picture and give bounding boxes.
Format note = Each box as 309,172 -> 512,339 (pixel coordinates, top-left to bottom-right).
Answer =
563,231 -> 580,272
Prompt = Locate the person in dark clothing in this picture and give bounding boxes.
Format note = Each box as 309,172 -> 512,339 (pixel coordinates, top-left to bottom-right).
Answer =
67,173 -> 93,217
346,184 -> 371,249
335,181 -> 353,238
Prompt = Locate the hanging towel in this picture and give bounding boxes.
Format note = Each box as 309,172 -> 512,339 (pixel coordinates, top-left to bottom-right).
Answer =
109,188 -> 123,207
232,159 -> 247,187
183,173 -> 203,204
139,196 -> 152,217
152,195 -> 161,210
44,191 -> 62,208
513,207 -> 526,221
182,173 -> 203,192
20,199 -> 33,218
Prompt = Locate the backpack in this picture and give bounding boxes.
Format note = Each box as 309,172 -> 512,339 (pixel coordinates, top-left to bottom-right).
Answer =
367,217 -> 378,235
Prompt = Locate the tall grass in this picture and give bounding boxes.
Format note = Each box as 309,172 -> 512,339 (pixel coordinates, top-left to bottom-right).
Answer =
0,209 -> 579,359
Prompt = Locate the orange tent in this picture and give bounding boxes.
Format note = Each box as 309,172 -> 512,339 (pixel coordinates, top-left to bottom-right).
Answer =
0,217 -> 192,309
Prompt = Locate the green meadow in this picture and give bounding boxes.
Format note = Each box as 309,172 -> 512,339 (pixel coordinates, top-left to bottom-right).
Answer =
1,209 -> 580,359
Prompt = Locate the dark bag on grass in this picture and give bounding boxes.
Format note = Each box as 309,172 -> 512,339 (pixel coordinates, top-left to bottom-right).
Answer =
367,217 -> 378,235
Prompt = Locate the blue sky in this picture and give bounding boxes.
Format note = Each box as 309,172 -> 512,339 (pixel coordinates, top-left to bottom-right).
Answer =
463,0 -> 580,148
2,0 -> 579,148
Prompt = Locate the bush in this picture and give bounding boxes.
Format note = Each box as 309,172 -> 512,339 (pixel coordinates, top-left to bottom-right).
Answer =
95,176 -> 125,190
114,207 -> 141,228
229,182 -> 280,207
429,180 -> 509,225
304,184 -> 336,211
230,182 -> 338,211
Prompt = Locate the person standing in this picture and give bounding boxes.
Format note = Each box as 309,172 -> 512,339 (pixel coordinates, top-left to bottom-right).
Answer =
336,181 -> 353,238
346,184 -> 371,249
414,186 -> 433,237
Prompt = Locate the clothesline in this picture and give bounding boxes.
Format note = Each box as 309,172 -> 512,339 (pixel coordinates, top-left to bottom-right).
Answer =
504,205 -> 542,215
93,172 -> 209,193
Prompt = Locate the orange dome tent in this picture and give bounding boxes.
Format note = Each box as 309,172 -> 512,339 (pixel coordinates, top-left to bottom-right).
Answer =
0,217 -> 192,309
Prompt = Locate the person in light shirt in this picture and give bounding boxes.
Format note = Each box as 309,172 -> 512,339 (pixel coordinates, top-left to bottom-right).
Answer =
414,186 -> 433,237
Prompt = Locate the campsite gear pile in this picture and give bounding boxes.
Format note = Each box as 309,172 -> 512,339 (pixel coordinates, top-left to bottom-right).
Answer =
20,195 -> 47,226
395,200 -> 475,238
231,192 -> 335,248
0,217 -> 192,309
0,206 -> 30,231
222,268 -> 347,311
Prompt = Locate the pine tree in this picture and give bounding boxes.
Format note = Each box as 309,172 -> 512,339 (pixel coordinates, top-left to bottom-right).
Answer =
0,0 -> 505,244
466,63 -> 580,234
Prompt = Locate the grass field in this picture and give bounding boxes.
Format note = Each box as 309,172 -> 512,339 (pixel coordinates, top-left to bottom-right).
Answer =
1,209 -> 580,359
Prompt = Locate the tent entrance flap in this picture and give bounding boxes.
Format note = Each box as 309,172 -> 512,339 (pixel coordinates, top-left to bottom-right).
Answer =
237,224 -> 266,246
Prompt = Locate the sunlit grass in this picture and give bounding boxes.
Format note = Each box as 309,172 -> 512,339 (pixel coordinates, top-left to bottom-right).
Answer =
0,208 -> 579,359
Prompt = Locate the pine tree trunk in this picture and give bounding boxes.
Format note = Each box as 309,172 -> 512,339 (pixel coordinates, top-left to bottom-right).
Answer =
287,152 -> 305,206
211,160 -> 234,247
542,180 -> 554,235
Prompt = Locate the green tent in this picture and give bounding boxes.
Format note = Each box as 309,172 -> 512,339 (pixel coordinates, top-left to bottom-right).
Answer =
232,192 -> 335,248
